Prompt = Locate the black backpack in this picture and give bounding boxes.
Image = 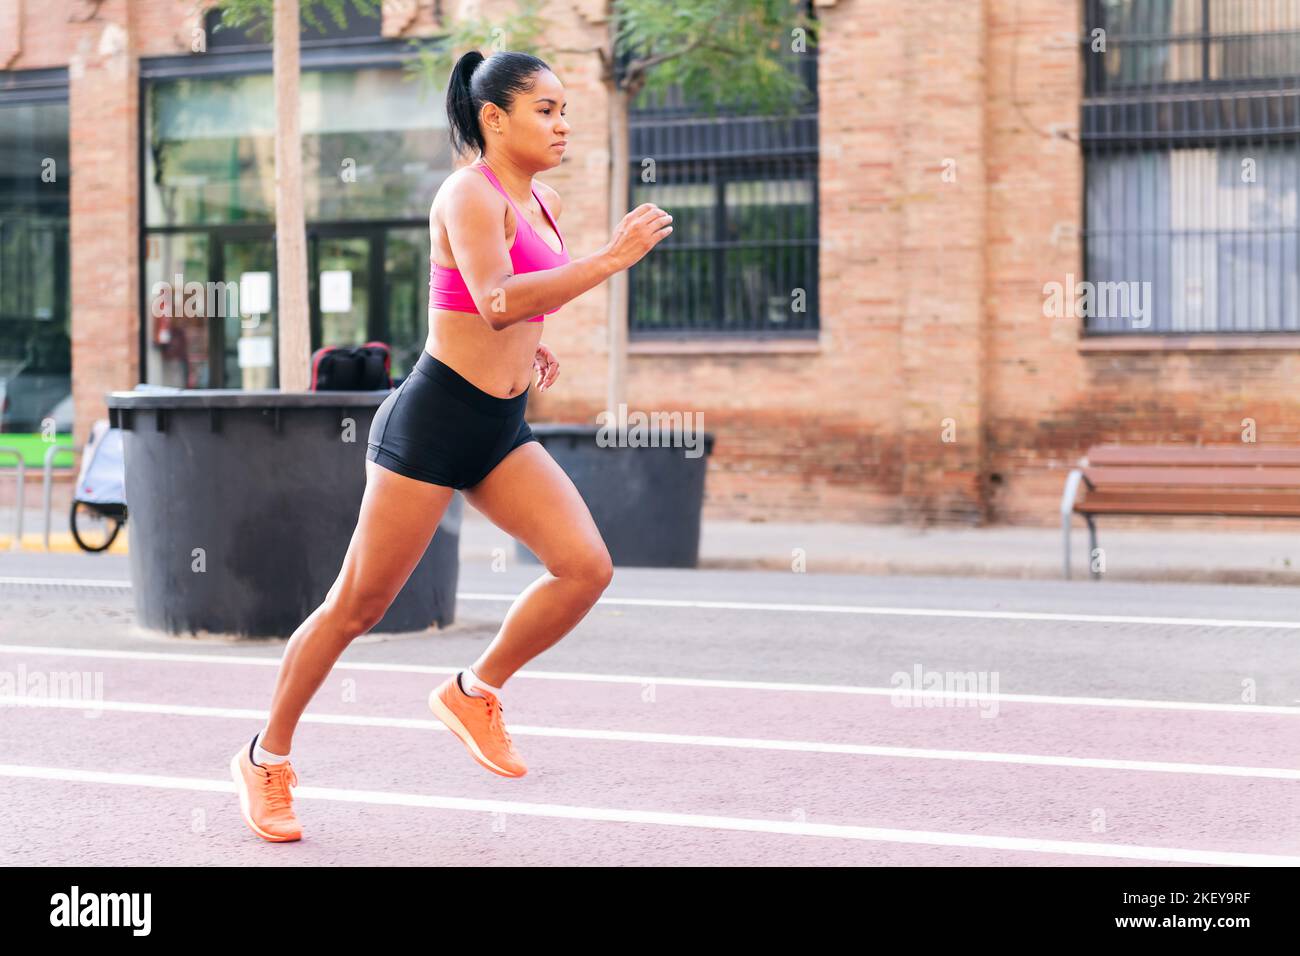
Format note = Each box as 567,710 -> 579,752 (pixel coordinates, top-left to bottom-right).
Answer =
310,341 -> 393,391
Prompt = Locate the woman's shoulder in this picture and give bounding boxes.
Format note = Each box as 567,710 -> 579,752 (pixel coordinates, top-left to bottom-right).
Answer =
535,179 -> 562,219
438,163 -> 493,199
431,164 -> 501,220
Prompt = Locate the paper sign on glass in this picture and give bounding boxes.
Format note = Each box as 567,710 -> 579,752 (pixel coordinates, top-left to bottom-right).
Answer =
239,272 -> 271,316
238,334 -> 273,368
320,270 -> 353,313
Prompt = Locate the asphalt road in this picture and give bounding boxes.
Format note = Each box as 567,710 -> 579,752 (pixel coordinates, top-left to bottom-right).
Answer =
1,551 -> 1297,866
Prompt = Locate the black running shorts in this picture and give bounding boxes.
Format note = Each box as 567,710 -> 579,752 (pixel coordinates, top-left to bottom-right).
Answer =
366,350 -> 536,489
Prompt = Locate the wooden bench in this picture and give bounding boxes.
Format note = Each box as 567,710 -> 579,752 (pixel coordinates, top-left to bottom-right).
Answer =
1059,444 -> 1300,579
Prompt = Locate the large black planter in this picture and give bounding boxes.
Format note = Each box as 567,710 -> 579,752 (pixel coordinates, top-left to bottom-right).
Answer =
516,423 -> 715,569
105,388 -> 461,639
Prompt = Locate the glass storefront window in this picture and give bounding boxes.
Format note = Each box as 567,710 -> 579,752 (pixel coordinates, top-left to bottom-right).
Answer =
142,65 -> 444,390
0,98 -> 72,457
382,226 -> 430,382
313,234 -> 371,354
221,237 -> 277,390
145,68 -> 450,227
144,232 -> 211,387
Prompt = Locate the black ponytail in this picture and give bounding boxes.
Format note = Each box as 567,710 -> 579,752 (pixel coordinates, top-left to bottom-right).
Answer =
445,49 -> 553,159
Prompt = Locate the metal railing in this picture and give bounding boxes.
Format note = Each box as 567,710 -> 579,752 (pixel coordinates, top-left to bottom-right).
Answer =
0,446 -> 24,550
0,442 -> 80,551
43,441 -> 78,550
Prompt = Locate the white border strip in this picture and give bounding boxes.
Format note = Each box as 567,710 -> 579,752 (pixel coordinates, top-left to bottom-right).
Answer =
5,576 -> 1300,629
2,643 -> 1296,715
0,577 -> 132,589
1,763 -> 1295,866
4,695 -> 1297,780
515,593 -> 1300,630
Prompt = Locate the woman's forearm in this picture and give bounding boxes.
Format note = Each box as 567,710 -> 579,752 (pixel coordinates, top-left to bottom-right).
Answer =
482,252 -> 624,330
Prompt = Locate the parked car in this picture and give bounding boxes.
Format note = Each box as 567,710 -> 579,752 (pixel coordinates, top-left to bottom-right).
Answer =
1,366 -> 72,434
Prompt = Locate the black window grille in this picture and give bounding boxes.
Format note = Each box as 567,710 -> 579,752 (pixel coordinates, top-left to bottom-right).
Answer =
626,24 -> 819,339
1081,0 -> 1300,333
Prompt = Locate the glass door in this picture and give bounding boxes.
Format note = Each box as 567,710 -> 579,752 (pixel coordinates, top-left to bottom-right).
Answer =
216,235 -> 277,390
383,226 -> 430,382
192,226 -> 429,390
307,226 -> 430,382
309,230 -> 373,354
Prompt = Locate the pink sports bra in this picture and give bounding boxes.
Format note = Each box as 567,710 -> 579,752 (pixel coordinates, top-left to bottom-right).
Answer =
429,162 -> 570,323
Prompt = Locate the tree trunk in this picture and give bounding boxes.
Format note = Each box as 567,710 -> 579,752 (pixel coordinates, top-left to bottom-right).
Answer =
273,0 -> 309,391
605,85 -> 629,417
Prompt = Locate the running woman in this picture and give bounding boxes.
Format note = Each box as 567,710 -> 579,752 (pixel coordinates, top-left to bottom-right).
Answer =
230,49 -> 673,842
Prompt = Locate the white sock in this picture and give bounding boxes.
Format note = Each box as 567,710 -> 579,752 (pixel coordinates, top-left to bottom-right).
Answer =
459,667 -> 502,700
253,729 -> 290,766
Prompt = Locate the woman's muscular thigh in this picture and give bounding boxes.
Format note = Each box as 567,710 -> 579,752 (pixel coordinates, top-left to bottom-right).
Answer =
461,442 -> 613,588
326,460 -> 456,634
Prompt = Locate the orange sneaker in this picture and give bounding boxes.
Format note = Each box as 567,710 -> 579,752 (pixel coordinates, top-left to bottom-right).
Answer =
428,673 -> 527,777
229,734 -> 303,842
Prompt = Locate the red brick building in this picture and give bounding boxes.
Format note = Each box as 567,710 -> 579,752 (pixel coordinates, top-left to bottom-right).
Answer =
2,0 -> 1297,527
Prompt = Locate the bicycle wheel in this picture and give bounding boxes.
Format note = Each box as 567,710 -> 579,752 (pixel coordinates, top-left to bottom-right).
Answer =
70,500 -> 122,553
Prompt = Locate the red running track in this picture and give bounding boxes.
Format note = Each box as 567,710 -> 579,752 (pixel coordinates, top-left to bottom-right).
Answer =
1,647 -> 1297,866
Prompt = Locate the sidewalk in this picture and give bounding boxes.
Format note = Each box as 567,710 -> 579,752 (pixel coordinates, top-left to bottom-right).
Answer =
461,508 -> 1300,585
5,503 -> 1299,585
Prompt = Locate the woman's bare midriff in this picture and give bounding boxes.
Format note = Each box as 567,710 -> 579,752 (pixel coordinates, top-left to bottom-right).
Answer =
424,309 -> 542,399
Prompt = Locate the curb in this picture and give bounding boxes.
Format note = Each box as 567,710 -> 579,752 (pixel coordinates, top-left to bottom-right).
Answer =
695,556 -> 1300,587
0,533 -> 130,555
457,545 -> 1300,587
12,537 -> 1298,586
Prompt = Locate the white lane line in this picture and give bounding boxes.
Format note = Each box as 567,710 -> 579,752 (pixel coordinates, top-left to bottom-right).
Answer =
469,592 -> 1300,629
0,762 -> 1295,866
0,577 -> 131,588
5,695 -> 1298,781
5,576 -> 1300,629
2,643 -> 1297,715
